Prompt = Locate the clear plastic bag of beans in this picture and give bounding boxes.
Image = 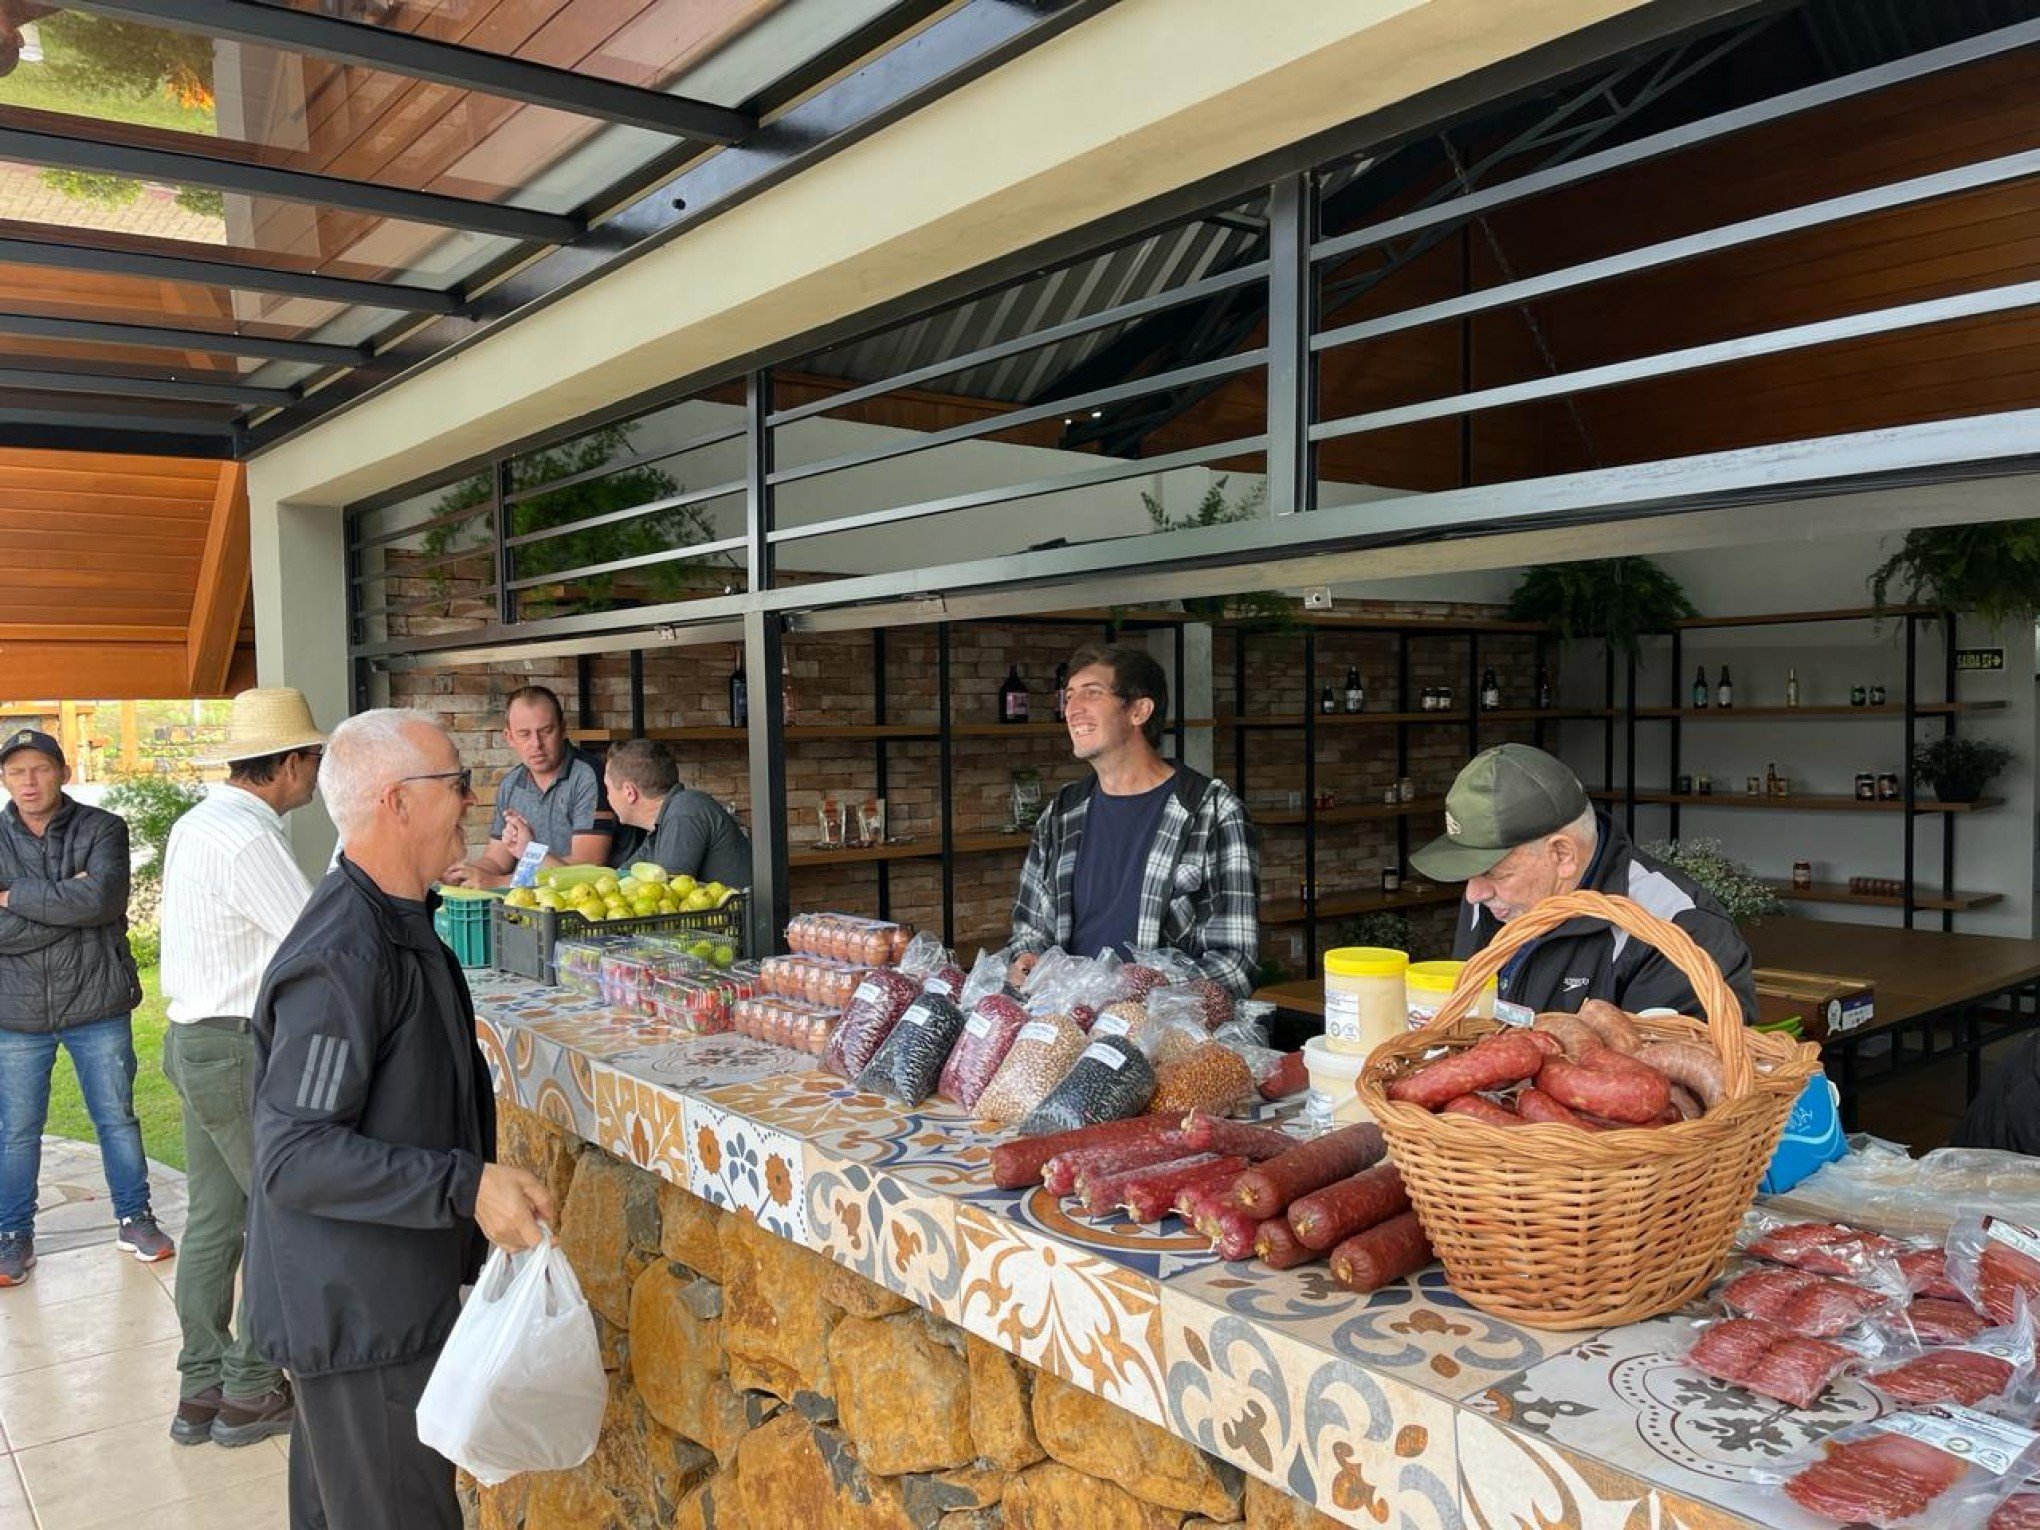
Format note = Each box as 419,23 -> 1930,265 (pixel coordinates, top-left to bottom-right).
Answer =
1088,999 -> 1149,1043
939,992 -> 1031,1109
1016,1033 -> 1158,1136
974,1014 -> 1087,1125
957,949 -> 1008,1011
856,993 -> 968,1105
1148,1041 -> 1257,1118
821,967 -> 922,1079
1129,993 -> 1206,1069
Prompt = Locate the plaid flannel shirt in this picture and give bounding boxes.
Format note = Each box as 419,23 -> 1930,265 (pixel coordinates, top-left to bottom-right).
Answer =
1006,766 -> 1261,997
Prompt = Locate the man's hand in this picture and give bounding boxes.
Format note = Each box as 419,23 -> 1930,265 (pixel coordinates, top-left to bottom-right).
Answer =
475,1163 -> 553,1251
500,810 -> 534,858
1008,950 -> 1039,985
441,861 -> 480,888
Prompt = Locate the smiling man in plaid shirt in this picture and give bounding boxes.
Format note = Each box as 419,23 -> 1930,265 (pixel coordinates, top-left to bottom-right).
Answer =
1005,642 -> 1260,997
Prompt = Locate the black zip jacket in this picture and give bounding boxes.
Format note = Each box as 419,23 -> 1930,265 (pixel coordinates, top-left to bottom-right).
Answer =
1450,812 -> 1760,1024
245,857 -> 494,1376
0,795 -> 141,1034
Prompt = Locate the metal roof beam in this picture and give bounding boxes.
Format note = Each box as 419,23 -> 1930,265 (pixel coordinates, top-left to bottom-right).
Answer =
0,116 -> 582,244
68,0 -> 757,143
0,310 -> 368,367
0,233 -> 460,312
0,363 -> 294,407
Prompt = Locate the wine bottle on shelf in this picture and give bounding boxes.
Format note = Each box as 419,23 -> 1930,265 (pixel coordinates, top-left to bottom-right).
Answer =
728,653 -> 748,729
1319,685 -> 1336,714
781,659 -> 795,725
1535,664 -> 1554,710
1051,661 -> 1069,723
1480,666 -> 1501,711
1785,668 -> 1799,708
1716,666 -> 1734,709
1000,665 -> 1030,724
1691,665 -> 1709,709
1343,666 -> 1364,713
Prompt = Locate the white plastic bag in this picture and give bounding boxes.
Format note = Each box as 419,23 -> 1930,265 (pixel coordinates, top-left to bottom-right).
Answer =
415,1232 -> 608,1485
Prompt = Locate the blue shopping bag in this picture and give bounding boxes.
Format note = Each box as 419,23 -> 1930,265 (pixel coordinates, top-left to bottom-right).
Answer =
1759,1071 -> 1847,1196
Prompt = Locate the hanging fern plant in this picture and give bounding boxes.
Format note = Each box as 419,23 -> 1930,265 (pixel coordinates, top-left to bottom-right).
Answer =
1869,521 -> 2040,629
1504,556 -> 1699,656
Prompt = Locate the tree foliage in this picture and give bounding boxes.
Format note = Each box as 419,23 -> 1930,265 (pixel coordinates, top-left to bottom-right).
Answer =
36,13 -> 214,108
39,167 -> 140,207
104,770 -> 204,884
1869,522 -> 2040,630
1141,476 -> 1292,624
1505,557 -> 1699,656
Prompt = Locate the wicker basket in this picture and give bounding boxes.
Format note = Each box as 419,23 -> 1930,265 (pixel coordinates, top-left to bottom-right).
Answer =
1356,890 -> 1819,1330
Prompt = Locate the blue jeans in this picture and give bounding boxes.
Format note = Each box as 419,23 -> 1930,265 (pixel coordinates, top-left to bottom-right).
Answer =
0,1016 -> 152,1235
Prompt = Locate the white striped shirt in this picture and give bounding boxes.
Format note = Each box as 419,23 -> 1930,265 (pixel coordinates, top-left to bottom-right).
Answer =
160,782 -> 314,1025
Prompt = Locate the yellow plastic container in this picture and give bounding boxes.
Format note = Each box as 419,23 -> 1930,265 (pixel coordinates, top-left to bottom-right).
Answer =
1322,946 -> 1408,1057
1405,960 -> 1497,1031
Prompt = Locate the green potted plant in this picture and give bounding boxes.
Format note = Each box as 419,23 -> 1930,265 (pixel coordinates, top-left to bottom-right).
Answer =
1911,736 -> 2015,804
1504,557 -> 1699,656
1638,838 -> 1782,925
1869,521 -> 2040,628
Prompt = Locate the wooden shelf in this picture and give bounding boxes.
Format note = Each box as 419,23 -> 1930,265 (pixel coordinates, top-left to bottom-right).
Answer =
1763,880 -> 2005,913
1632,702 -> 2003,720
1592,790 -> 2001,814
569,723 -> 942,743
1257,797 -> 1445,828
1259,885 -> 1460,926
947,718 -> 1214,737
569,725 -> 744,742
786,831 -> 1032,870
1219,708 -> 1606,730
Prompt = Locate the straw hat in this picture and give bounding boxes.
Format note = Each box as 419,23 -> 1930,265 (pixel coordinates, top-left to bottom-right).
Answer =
203,688 -> 329,765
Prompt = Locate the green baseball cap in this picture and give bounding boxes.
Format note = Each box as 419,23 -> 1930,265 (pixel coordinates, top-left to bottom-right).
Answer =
1410,744 -> 1591,882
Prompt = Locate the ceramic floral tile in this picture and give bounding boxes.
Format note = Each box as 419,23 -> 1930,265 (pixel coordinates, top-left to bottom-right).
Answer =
682,1095 -> 810,1248
961,1176 -> 1225,1282
700,1070 -> 910,1137
602,1032 -> 812,1093
1456,1411 -> 1659,1530
1163,1257 -> 1558,1404
953,1202 -> 1170,1426
501,1025 -> 597,1139
590,1064 -> 690,1185
803,1151 -> 965,1321
475,1010 -> 511,1097
804,1104 -> 1011,1201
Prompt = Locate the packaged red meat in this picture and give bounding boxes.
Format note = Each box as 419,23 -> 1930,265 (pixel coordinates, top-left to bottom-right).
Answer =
1017,1034 -> 1158,1136
1769,1407 -> 2040,1528
820,967 -> 922,1079
1915,1298 -> 1993,1347
855,993 -> 969,1105
974,1014 -> 1087,1125
1868,1312 -> 2037,1411
1742,1208 -> 1909,1284
1717,1263 -> 1899,1338
1950,1215 -> 2040,1328
1903,1247 -> 1972,1304
1675,1315 -> 1858,1408
939,993 -> 1032,1109
1993,1492 -> 2040,1530
1148,1043 -> 1256,1119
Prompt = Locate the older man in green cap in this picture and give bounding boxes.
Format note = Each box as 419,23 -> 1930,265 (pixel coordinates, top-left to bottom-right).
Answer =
1411,743 -> 1757,1024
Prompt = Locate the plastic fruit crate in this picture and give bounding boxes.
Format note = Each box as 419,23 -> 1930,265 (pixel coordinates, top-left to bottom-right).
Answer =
432,893 -> 496,968
490,893 -> 748,985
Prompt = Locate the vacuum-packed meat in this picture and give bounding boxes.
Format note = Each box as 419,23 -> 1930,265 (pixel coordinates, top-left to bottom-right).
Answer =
1869,1348 -> 2016,1407
1720,1267 -> 1885,1337
1899,1248 -> 1968,1303
1992,1493 -> 2040,1530
1911,1296 -> 1989,1346
1784,1431 -> 1968,1525
1687,1317 -> 1852,1408
1749,1220 -> 1902,1277
1979,1239 -> 2040,1327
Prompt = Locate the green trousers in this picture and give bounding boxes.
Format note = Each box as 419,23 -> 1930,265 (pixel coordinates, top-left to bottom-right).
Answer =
162,1022 -> 280,1401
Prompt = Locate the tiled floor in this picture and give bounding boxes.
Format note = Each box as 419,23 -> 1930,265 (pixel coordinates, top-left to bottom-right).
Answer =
0,1138 -> 288,1530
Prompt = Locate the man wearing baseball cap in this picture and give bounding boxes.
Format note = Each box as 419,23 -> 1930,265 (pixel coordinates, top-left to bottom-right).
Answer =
0,726 -> 165,1289
1411,744 -> 1757,1023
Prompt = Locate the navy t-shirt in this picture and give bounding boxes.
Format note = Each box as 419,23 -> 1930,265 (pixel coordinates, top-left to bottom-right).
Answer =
1069,777 -> 1174,961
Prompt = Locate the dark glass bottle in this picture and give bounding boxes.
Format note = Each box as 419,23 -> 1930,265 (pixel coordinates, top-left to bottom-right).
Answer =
1343,666 -> 1363,713
1480,666 -> 1500,711
1716,666 -> 1734,709
1692,665 -> 1709,709
728,655 -> 748,728
1535,664 -> 1554,709
1052,661 -> 1069,723
1000,665 -> 1030,724
1319,685 -> 1336,714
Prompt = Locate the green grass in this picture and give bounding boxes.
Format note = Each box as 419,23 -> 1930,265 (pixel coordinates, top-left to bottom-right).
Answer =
44,964 -> 185,1174
0,59 -> 215,135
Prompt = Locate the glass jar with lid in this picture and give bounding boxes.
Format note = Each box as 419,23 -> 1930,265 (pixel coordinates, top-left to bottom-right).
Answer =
1322,946 -> 1409,1058
1404,960 -> 1497,1031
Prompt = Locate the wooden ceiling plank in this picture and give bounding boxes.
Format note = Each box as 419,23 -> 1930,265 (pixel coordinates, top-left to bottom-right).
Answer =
187,461 -> 252,696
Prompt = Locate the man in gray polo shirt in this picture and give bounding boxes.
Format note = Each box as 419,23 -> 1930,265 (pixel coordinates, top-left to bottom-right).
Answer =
444,685 -> 613,888
603,739 -> 751,888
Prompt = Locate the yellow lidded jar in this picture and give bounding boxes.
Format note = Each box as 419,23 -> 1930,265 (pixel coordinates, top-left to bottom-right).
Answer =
1405,960 -> 1497,1031
1322,946 -> 1408,1057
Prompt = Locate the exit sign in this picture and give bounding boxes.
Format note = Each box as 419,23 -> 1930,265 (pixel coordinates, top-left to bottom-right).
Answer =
1955,647 -> 2006,672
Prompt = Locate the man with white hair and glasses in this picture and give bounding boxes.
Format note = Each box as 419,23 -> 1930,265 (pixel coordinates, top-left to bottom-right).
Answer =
242,709 -> 552,1530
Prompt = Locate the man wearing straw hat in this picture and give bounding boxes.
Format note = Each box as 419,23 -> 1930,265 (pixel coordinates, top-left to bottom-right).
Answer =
1412,744 -> 1758,1024
158,688 -> 326,1448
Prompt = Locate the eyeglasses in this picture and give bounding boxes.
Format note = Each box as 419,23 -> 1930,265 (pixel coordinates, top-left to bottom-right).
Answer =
398,768 -> 473,797
1059,684 -> 1123,709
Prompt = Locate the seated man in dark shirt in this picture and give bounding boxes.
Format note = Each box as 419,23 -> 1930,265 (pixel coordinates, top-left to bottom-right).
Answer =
1004,643 -> 1259,997
603,738 -> 751,888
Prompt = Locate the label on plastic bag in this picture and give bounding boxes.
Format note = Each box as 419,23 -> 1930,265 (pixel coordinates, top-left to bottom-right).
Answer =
1092,1013 -> 1133,1038
1017,1021 -> 1059,1045
1987,1217 -> 2040,1265
1079,1042 -> 1127,1071
1877,1406 -> 2040,1477
963,1012 -> 993,1039
850,978 -> 885,1010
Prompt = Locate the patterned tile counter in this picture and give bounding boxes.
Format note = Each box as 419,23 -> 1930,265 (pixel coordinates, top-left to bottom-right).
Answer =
473,973 -> 1879,1529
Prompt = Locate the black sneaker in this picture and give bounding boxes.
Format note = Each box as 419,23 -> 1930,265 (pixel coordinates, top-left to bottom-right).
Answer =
171,1385 -> 223,1446
116,1214 -> 175,1264
0,1232 -> 31,1287
212,1381 -> 294,1447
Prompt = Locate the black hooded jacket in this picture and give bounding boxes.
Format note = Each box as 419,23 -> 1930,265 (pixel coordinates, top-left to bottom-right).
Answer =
0,795 -> 141,1033
245,857 -> 495,1376
1450,811 -> 1761,1024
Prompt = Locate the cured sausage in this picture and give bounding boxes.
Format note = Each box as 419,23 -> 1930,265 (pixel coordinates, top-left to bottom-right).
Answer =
1258,1050 -> 1310,1100
1123,1157 -> 1246,1225
1532,1012 -> 1598,1059
1537,1044 -> 1671,1124
1231,1122 -> 1389,1216
990,1115 -> 1181,1189
1575,998 -> 1644,1054
1042,1133 -> 1190,1197
1197,1203 -> 1278,1262
1522,1029 -> 1565,1058
1086,1154 -> 1246,1223
1287,1163 -> 1411,1251
1174,1172 -> 1242,1228
1516,1087 -> 1602,1130
1329,1211 -> 1434,1292
1255,1216 -> 1322,1269
1633,1040 -> 1727,1109
1386,1032 -> 1546,1109
1441,1094 -> 1524,1127
1178,1112 -> 1301,1160
1668,1084 -> 1704,1121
